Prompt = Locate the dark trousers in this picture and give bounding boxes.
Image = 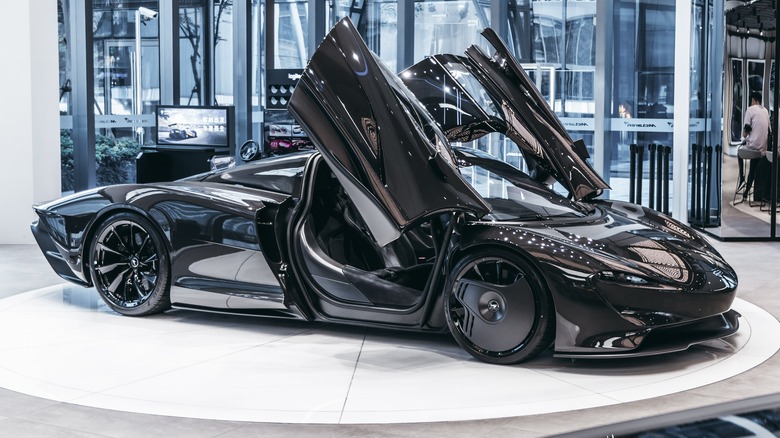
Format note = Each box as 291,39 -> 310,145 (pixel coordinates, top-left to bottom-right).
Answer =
737,157 -> 769,201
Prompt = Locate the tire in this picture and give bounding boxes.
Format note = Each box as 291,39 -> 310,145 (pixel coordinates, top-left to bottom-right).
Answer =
88,212 -> 171,316
444,248 -> 554,364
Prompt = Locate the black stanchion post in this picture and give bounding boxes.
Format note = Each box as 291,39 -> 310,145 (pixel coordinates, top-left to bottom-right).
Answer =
697,143 -> 704,222
629,144 -> 637,204
691,144 -> 699,222
657,144 -> 664,209
716,144 -> 722,226
649,143 -> 656,209
663,146 -> 671,214
637,144 -> 645,205
697,143 -> 705,222
704,145 -> 713,226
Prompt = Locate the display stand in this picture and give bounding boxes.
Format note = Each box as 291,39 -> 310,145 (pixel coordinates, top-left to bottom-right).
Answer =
263,69 -> 312,156
136,148 -> 225,183
265,114 -> 312,155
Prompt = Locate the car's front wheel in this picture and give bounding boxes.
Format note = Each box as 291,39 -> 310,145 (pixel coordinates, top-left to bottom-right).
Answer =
444,248 -> 554,364
88,212 -> 171,316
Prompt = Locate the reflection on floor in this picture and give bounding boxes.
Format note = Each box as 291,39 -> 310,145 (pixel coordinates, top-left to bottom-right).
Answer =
0,284 -> 777,424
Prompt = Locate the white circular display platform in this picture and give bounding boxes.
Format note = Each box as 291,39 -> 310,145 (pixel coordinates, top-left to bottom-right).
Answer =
0,284 -> 777,424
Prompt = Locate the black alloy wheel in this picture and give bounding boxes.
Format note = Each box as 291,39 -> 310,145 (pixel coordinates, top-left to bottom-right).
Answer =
89,212 -> 171,316
444,248 -> 554,364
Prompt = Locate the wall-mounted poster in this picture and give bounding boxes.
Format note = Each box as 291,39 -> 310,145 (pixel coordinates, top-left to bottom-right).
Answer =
731,58 -> 743,144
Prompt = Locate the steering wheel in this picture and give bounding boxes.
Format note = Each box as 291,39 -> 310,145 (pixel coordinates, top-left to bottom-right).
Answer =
239,139 -> 261,161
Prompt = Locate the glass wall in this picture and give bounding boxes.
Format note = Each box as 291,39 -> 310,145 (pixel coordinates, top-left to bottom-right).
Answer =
252,0 -> 266,141
273,0 -> 309,69
60,0 -> 750,235
214,0 -> 234,105
357,0 -> 398,71
326,0 -> 398,71
179,4 -> 205,105
58,0 -> 73,191
412,0 -> 490,64
526,0 -> 596,161
90,1 -> 160,186
712,1 -> 779,239
607,1 -> 676,203
507,0 -> 533,62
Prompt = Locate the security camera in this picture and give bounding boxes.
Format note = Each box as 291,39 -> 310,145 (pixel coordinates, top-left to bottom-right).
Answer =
138,7 -> 157,20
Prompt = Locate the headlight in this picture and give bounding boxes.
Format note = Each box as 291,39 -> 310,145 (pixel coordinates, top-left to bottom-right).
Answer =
597,271 -> 654,285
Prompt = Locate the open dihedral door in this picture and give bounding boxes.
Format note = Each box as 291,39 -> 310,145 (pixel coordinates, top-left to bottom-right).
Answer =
288,17 -> 490,248
400,30 -> 610,201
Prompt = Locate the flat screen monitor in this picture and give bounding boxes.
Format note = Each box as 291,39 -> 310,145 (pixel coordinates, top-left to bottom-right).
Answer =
155,105 -> 234,149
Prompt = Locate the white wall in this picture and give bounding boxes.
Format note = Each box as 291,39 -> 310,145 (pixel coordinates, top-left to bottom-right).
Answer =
0,0 -> 61,244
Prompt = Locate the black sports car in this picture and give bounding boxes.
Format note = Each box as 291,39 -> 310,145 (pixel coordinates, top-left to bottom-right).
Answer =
168,126 -> 198,140
31,18 -> 739,364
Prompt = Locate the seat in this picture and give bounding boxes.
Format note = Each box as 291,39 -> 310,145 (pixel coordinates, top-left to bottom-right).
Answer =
308,163 -> 426,280
735,145 -> 763,205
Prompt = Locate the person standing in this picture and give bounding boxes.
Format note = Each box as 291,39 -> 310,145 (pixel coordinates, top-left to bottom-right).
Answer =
738,91 -> 769,202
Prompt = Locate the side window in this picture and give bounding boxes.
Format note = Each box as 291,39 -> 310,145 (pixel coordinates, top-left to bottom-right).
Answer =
205,154 -> 308,195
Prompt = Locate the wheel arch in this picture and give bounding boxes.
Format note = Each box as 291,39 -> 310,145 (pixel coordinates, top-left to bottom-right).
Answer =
443,241 -> 557,363
454,224 -> 638,354
449,231 -> 566,341
80,204 -> 173,286
449,240 -> 556,307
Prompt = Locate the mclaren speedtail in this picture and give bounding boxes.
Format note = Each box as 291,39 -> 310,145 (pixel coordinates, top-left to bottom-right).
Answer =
32,18 -> 739,364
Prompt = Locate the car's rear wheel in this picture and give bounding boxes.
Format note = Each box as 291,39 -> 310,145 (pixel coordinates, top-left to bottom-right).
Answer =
444,248 -> 554,364
88,212 -> 171,316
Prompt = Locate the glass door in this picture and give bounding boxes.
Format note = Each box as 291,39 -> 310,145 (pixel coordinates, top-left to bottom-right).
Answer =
103,41 -> 135,116
100,40 -> 159,132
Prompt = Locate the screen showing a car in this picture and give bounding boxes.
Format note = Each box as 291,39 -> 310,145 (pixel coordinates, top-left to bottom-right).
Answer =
155,105 -> 233,149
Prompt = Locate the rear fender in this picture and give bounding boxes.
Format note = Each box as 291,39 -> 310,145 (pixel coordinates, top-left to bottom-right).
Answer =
80,204 -> 172,286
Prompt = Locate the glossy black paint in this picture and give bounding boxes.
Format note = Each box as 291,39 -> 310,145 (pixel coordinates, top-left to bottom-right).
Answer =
31,17 -> 739,363
288,18 -> 490,246
32,174 -> 295,315
455,203 -> 738,355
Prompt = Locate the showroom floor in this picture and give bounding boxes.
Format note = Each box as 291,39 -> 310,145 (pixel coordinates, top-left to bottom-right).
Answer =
1,240 -> 780,437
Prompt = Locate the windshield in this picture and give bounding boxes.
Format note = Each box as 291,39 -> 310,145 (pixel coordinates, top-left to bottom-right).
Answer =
455,147 -> 591,221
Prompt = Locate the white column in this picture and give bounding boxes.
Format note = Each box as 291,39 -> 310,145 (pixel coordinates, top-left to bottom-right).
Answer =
672,0 -> 692,221
0,0 -> 61,244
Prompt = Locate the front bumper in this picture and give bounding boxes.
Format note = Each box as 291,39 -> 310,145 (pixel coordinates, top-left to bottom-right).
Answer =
554,309 -> 740,359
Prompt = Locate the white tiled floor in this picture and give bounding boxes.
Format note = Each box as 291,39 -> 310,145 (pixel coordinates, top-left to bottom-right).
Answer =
0,283 -> 776,425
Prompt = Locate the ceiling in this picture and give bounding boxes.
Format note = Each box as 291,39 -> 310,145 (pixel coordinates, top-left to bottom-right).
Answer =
726,0 -> 776,35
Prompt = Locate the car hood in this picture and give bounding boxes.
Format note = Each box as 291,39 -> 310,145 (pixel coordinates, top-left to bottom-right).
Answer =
453,146 -> 733,289
288,17 -> 490,246
504,200 -> 737,291
401,30 -> 610,201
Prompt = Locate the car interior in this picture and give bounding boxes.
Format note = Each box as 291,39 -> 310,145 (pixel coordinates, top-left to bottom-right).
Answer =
296,159 -> 438,309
